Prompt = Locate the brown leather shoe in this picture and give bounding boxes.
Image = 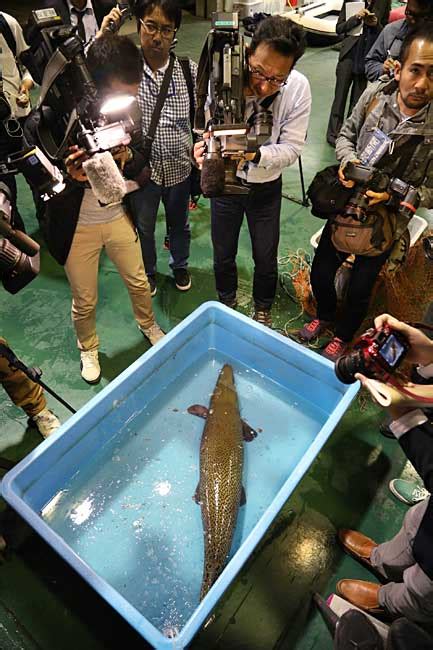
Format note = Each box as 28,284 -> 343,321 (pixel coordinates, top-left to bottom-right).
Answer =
338,529 -> 387,583
336,579 -> 384,615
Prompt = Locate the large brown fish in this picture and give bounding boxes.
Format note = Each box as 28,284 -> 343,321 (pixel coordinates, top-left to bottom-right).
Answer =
188,364 -> 257,600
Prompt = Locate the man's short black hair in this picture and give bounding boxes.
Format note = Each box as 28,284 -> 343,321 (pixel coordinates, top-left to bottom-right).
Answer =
249,16 -> 306,64
133,0 -> 182,30
86,34 -> 142,89
400,23 -> 433,66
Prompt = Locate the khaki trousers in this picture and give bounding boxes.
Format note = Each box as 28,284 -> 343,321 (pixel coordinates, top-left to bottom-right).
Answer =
0,338 -> 46,417
64,215 -> 155,351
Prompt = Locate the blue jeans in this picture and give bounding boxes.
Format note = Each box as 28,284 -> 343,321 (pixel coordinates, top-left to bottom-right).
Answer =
128,177 -> 191,277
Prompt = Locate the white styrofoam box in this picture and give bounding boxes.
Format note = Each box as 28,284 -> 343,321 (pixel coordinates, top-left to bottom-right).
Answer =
310,214 -> 428,250
233,0 -> 264,17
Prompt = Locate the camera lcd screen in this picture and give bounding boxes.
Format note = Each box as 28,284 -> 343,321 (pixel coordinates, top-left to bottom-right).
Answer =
378,334 -> 406,368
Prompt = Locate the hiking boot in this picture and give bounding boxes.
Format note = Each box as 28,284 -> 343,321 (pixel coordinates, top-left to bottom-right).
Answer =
389,479 -> 430,506
253,309 -> 272,328
80,349 -> 101,384
148,275 -> 157,297
322,337 -> 348,362
32,407 -> 61,438
173,268 -> 191,291
139,323 -> 165,345
297,319 -> 332,342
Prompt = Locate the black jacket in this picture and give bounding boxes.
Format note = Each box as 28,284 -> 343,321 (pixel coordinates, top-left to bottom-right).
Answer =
398,421 -> 433,580
336,0 -> 390,62
32,0 -> 115,29
42,146 -> 146,265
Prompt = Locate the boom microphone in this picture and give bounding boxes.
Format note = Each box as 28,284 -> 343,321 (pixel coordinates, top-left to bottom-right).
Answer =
83,151 -> 127,205
200,157 -> 225,198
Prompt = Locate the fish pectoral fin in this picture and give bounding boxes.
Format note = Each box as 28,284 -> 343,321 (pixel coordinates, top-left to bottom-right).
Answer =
193,482 -> 202,505
188,404 -> 209,419
240,485 -> 246,507
241,419 -> 258,442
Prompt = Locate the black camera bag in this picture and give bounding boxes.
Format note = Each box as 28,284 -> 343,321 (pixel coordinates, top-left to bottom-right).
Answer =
307,164 -> 354,218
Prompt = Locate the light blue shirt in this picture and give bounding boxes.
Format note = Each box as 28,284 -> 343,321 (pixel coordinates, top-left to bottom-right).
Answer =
237,69 -> 312,184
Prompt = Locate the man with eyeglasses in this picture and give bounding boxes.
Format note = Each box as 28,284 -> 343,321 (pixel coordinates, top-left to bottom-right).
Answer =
193,17 -> 311,327
127,0 -> 197,296
365,0 -> 433,82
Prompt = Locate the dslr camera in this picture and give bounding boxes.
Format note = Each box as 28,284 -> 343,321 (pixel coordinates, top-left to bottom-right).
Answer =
343,161 -> 420,222
335,325 -> 409,385
195,10 -> 272,197
0,183 -> 40,294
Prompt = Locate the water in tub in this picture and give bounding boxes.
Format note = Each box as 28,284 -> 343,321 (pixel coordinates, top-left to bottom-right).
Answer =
41,351 -> 328,637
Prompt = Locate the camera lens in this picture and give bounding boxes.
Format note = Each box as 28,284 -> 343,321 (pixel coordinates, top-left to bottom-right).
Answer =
334,349 -> 365,384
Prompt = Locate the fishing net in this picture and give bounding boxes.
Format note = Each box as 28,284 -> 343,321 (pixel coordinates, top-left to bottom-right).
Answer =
283,229 -> 433,330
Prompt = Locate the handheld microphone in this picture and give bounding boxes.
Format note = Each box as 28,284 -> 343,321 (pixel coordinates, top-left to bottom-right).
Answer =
83,151 -> 127,204
200,156 -> 225,198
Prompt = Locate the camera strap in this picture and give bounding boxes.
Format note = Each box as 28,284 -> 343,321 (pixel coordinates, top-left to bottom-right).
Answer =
0,14 -> 17,59
142,53 -> 175,165
377,134 -> 424,179
178,56 -> 195,137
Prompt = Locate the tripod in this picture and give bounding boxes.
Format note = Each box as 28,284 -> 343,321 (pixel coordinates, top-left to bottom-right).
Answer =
0,343 -> 76,470
282,156 -> 310,208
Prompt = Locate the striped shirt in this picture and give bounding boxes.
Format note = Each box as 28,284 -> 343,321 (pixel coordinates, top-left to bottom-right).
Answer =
137,55 -> 197,187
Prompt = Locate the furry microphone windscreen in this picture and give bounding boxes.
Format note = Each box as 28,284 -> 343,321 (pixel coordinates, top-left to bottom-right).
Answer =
83,152 -> 127,204
200,157 -> 226,198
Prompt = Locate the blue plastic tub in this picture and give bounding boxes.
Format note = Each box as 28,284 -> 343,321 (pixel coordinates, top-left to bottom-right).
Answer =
1,302 -> 358,649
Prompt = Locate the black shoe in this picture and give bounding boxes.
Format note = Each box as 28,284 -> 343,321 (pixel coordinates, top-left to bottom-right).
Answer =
219,294 -> 237,309
148,275 -> 157,297
379,418 -> 395,439
173,268 -> 191,291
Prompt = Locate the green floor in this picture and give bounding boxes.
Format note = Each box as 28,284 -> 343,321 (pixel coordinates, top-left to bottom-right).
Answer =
0,10 -> 431,650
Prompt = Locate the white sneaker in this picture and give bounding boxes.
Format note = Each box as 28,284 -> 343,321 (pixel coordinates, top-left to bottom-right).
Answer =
80,349 -> 101,384
139,323 -> 165,345
32,407 -> 61,438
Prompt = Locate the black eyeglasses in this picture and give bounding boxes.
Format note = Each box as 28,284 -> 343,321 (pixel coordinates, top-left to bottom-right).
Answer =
248,65 -> 288,88
140,19 -> 176,40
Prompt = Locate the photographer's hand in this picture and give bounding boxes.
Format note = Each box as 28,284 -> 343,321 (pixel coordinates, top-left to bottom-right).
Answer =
366,189 -> 390,206
383,57 -> 397,76
97,7 -> 123,37
363,11 -> 378,26
65,146 -> 89,183
374,314 -> 433,366
193,133 -> 209,170
17,79 -> 33,108
338,160 -> 359,188
355,371 -> 415,420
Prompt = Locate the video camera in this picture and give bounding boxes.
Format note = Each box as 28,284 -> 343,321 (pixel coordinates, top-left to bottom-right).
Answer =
335,325 -> 410,385
195,8 -> 272,197
0,183 -> 40,294
9,6 -> 139,203
343,161 -> 420,223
